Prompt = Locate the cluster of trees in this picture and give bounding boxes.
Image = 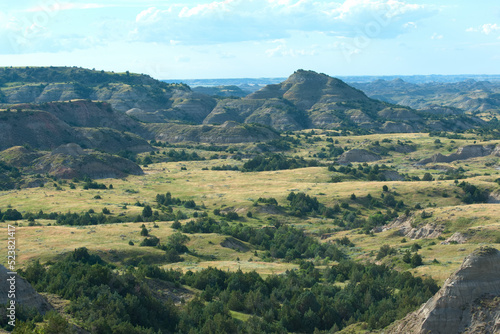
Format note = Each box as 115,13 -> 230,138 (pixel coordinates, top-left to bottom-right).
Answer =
211,164 -> 239,171
287,192 -> 321,216
137,226 -> 189,263
0,208 -> 23,221
156,192 -> 198,209
256,197 -> 279,206
56,211 -> 123,226
241,154 -> 320,172
164,149 -> 203,162
82,180 -> 108,190
213,209 -> 240,221
315,143 -> 344,159
17,248 -> 178,333
429,131 -> 466,140
15,247 -> 439,333
139,149 -> 204,165
457,181 -> 489,204
0,161 -> 21,191
376,244 -> 424,268
254,135 -> 300,152
174,218 -> 345,262
329,163 -> 395,182
1,208 -> 128,226
134,204 -> 181,223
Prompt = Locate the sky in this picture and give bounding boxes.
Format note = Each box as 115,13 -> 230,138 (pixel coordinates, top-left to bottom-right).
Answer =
0,0 -> 499,79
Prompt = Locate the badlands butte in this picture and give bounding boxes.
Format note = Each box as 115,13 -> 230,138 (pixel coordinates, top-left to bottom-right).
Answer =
0,66 -> 499,333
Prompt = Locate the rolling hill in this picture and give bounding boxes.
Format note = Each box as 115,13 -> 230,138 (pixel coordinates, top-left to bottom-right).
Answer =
351,78 -> 500,120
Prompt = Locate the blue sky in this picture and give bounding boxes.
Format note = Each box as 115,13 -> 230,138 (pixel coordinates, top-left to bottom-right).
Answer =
0,0 -> 499,79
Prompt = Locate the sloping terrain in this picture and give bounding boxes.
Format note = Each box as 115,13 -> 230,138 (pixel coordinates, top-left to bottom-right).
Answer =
352,78 -> 500,120
192,85 -> 249,97
146,121 -> 279,143
1,67 -> 487,136
385,247 -> 500,334
0,109 -> 84,151
0,103 -> 152,154
0,265 -> 53,315
204,70 -> 484,132
30,143 -> 144,179
0,144 -> 143,184
0,67 -> 216,124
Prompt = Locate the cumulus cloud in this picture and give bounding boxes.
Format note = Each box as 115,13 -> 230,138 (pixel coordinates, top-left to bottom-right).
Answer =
480,23 -> 500,35
0,0 -> 437,54
25,2 -> 112,13
131,0 -> 435,45
467,23 -> 500,35
0,12 -> 103,55
266,42 -> 318,57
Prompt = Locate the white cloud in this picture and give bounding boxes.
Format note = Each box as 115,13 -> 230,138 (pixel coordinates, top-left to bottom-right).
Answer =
327,0 -> 428,22
131,0 -> 435,45
179,0 -> 235,18
403,22 -> 417,30
431,33 -> 443,40
26,2 -> 111,13
467,23 -> 500,35
481,23 -> 500,35
136,7 -> 163,23
265,40 -> 318,57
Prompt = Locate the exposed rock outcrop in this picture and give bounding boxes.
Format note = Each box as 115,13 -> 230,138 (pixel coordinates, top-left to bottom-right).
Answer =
0,102 -> 152,154
376,215 -> 444,240
205,70 -> 433,132
1,67 -> 486,135
51,143 -> 86,157
31,144 -> 144,179
74,128 -> 152,154
0,110 -> 87,151
220,237 -> 250,252
417,145 -> 496,165
441,232 -> 469,245
337,149 -> 381,164
147,122 -> 279,144
385,247 -> 500,334
0,265 -> 52,315
488,191 -> 500,204
16,100 -> 147,135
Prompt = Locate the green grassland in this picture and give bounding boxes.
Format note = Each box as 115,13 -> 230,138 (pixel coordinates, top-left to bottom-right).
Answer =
1,131 -> 499,287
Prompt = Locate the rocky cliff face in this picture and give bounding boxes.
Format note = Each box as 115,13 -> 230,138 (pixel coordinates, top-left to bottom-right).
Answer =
376,215 -> 444,239
352,78 -> 500,116
0,265 -> 52,315
385,247 -> 500,334
30,144 -> 144,179
0,67 -> 487,138
0,67 -> 217,125
0,102 -> 153,154
204,70 -> 387,131
0,110 -> 86,151
337,149 -> 381,164
147,121 -> 279,144
417,145 -> 496,165
204,70 -> 481,133
17,100 -> 146,134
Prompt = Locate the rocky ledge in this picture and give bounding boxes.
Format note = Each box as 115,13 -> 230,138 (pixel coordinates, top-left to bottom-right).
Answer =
385,247 -> 500,334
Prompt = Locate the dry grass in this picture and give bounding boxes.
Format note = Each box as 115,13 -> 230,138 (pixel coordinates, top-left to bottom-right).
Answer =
1,133 -> 499,280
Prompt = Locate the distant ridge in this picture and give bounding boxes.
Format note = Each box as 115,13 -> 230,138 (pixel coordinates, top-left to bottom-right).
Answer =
202,69 -> 484,132
163,74 -> 500,87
